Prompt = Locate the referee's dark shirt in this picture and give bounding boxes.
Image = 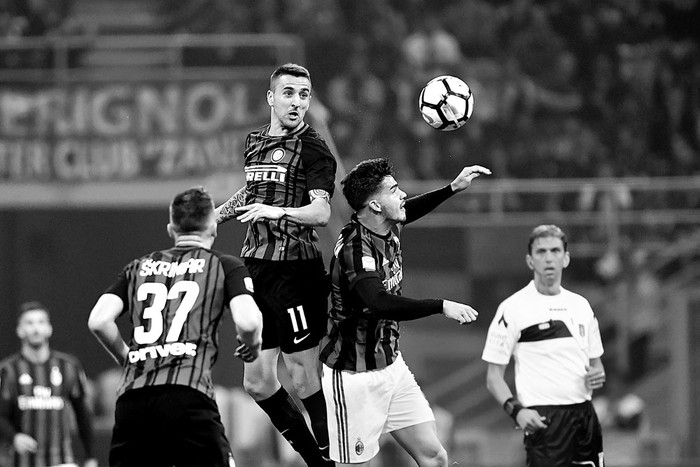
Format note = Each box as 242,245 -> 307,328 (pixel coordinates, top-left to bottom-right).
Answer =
320,216 -> 403,372
0,352 -> 90,467
240,123 -> 337,262
105,246 -> 251,400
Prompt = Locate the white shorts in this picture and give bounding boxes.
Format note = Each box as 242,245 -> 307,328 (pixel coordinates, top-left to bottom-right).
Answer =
321,352 -> 435,463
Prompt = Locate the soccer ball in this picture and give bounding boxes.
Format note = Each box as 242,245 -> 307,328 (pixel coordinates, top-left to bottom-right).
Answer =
418,75 -> 474,131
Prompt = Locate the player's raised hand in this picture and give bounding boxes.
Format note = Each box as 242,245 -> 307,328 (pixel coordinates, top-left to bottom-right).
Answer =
234,336 -> 261,362
450,165 -> 492,192
442,300 -> 478,325
236,203 -> 285,223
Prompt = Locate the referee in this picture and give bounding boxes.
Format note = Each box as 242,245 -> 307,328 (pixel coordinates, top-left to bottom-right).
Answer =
482,224 -> 606,466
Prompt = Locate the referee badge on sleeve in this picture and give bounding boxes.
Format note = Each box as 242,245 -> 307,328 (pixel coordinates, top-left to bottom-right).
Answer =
362,256 -> 376,271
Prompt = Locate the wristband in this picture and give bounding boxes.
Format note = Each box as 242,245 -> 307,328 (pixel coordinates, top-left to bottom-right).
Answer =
503,397 -> 524,421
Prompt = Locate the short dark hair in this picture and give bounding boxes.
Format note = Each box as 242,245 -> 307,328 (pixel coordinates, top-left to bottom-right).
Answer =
18,301 -> 49,323
170,186 -> 215,233
528,224 -> 568,254
270,63 -> 311,90
341,158 -> 394,211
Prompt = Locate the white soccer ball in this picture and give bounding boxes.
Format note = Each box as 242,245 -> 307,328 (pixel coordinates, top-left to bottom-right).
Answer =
418,75 -> 474,131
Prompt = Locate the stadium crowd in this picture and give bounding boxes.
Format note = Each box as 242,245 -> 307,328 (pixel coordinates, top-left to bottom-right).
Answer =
2,0 -> 699,179
164,0 -> 700,181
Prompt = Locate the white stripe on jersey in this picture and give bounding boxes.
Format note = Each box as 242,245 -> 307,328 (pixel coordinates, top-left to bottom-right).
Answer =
482,281 -> 604,406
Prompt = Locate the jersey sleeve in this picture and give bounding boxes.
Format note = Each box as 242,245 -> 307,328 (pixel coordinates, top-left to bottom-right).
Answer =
103,265 -> 130,303
220,255 -> 254,302
66,358 -> 94,457
0,363 -> 17,441
481,302 -> 519,365
587,306 -> 604,359
300,134 -> 337,195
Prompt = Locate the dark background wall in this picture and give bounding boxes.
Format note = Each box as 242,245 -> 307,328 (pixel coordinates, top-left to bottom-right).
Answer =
0,209 -> 530,385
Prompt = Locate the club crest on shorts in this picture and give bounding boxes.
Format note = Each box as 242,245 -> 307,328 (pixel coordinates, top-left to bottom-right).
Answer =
355,438 -> 364,456
579,324 -> 586,337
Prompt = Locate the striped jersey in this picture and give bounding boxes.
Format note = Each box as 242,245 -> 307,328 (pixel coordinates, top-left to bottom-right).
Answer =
481,281 -> 604,406
240,122 -> 337,261
105,246 -> 252,400
320,215 -> 403,372
0,352 -> 92,467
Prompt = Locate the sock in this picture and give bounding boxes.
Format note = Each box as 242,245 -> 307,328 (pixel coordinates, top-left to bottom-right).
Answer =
256,387 -> 327,465
301,389 -> 330,459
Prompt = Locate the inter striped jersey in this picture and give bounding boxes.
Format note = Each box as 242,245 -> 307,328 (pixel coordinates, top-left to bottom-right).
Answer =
105,245 -> 252,400
240,122 -> 337,262
0,351 -> 93,467
320,215 -> 403,372
481,281 -> 604,406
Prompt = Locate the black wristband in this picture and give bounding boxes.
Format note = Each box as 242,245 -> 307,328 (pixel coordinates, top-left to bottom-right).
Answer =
503,397 -> 524,421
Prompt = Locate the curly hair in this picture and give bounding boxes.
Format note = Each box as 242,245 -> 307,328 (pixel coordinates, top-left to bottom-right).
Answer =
341,158 -> 394,211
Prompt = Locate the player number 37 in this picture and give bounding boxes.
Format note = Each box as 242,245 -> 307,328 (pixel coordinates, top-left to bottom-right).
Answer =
134,281 -> 200,345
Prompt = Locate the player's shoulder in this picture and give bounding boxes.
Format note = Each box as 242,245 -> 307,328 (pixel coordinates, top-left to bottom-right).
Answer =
210,249 -> 243,265
50,350 -> 83,367
247,124 -> 270,138
561,287 -> 594,309
501,282 -> 535,305
0,353 -> 21,370
299,125 -> 333,153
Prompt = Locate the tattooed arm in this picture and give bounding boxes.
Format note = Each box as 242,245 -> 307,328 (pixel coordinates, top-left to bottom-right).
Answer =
234,189 -> 331,226
215,186 -> 247,224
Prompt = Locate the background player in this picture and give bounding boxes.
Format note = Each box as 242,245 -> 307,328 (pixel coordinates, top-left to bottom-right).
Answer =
482,224 -> 606,466
87,186 -> 263,467
320,158 -> 489,466
216,63 -> 337,466
0,301 -> 98,467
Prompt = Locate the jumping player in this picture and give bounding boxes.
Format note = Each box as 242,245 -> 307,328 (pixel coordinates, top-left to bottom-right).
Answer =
216,63 -> 337,466
320,158 -> 489,466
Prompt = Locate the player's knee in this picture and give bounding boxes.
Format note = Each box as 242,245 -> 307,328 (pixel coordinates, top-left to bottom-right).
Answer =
242,376 -> 274,401
419,445 -> 448,467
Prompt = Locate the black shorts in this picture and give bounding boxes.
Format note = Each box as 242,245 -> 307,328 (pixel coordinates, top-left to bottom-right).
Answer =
110,385 -> 234,467
245,257 -> 330,353
524,400 -> 604,467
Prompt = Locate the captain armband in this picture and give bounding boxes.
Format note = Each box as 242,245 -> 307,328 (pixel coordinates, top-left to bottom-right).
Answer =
309,189 -> 330,203
503,397 -> 524,422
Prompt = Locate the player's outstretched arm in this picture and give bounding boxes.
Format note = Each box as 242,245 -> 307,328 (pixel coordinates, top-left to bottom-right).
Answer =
235,190 -> 331,227
215,186 -> 247,224
450,165 -> 491,193
230,294 -> 263,363
87,294 -> 129,366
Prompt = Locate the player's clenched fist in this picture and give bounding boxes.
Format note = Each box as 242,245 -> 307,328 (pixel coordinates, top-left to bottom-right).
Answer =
234,337 -> 261,362
442,300 -> 478,325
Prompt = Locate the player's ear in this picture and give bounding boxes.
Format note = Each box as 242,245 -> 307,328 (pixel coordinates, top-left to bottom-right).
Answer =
526,254 -> 534,270
166,223 -> 176,240
563,251 -> 570,268
368,199 -> 381,214
266,89 -> 274,107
